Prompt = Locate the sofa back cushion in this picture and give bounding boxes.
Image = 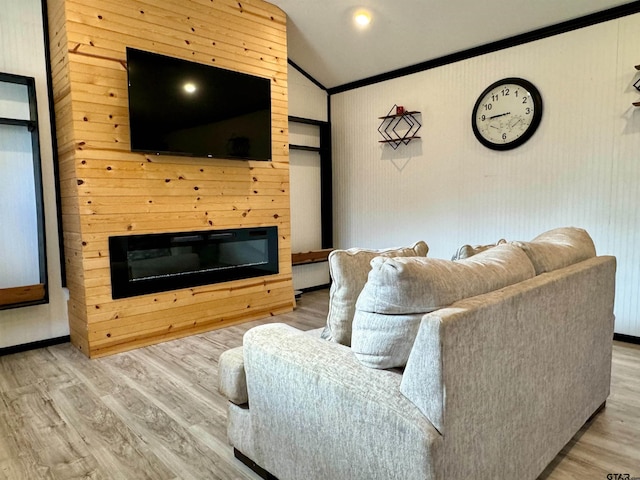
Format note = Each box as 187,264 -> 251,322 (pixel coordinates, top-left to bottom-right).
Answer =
321,241 -> 429,346
351,243 -> 536,368
512,227 -> 596,275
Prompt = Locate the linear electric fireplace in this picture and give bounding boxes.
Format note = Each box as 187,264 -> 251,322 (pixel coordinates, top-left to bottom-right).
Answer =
109,226 -> 278,299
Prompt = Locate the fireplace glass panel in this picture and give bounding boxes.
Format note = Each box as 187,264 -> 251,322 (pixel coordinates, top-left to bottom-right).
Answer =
109,227 -> 278,299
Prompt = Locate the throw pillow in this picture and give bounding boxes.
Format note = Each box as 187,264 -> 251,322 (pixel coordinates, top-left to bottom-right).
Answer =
451,238 -> 507,260
320,240 -> 429,346
351,243 -> 536,369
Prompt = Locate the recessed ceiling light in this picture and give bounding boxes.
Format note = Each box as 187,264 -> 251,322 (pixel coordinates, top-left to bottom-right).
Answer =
183,82 -> 197,94
354,10 -> 371,27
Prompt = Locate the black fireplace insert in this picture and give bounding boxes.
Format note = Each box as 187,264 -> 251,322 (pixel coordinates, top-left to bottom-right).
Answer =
109,226 -> 278,299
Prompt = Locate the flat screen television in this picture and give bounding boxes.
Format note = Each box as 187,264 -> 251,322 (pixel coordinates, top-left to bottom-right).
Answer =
126,47 -> 272,161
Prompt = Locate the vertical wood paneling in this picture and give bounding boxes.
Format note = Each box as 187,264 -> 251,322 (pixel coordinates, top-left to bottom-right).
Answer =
331,14 -> 640,336
47,0 -> 292,357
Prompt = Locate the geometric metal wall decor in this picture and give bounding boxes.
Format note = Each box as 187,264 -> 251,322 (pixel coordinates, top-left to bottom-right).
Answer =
378,104 -> 422,149
634,65 -> 640,107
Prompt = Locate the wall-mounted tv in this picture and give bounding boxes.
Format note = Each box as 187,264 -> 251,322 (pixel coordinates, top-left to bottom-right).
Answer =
126,47 -> 272,161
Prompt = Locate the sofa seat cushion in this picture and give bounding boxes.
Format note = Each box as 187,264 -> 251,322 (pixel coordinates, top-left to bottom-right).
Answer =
351,243 -> 536,369
512,227 -> 596,275
321,241 -> 429,346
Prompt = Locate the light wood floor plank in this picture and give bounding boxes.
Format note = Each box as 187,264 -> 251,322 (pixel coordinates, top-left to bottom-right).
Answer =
50,382 -> 176,480
0,288 -> 638,479
2,384 -> 101,479
100,386 -> 231,480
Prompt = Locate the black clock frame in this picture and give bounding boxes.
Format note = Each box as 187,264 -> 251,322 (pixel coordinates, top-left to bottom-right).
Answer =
471,77 -> 543,151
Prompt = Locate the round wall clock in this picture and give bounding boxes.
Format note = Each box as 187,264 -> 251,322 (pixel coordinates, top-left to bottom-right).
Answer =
471,77 -> 543,150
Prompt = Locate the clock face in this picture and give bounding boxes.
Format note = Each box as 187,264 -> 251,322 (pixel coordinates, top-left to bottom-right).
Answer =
472,78 -> 543,150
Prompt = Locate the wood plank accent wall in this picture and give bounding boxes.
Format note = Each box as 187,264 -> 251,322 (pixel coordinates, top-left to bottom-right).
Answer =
46,0 -> 293,358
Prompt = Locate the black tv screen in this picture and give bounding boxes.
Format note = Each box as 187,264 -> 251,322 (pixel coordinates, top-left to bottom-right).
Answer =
126,47 -> 272,161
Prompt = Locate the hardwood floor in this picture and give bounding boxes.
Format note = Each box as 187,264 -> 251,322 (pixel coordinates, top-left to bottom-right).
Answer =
0,288 -> 638,479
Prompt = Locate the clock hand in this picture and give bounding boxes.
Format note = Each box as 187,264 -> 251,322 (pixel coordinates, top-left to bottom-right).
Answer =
489,111 -> 511,119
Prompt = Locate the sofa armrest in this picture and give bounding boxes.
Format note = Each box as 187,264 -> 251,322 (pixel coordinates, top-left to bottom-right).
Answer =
401,255 -> 616,480
242,323 -> 443,480
219,346 -> 248,405
219,328 -> 326,405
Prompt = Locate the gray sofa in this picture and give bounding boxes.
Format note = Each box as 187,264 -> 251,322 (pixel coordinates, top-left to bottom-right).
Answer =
218,228 -> 616,480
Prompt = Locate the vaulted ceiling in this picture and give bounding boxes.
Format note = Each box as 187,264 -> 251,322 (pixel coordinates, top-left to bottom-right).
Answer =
269,0 -> 640,91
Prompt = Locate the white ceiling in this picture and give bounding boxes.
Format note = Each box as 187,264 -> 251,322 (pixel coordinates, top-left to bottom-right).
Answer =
269,0 -> 638,90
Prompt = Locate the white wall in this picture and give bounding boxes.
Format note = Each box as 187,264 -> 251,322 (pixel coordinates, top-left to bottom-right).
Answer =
331,14 -> 640,337
288,66 -> 328,123
0,0 -> 69,348
288,65 -> 330,290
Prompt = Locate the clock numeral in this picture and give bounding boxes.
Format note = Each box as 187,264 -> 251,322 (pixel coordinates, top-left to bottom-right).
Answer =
525,107 -> 532,115
481,114 -> 486,121
502,133 -> 508,140
501,87 -> 510,96
483,103 -> 493,111
522,96 -> 528,104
